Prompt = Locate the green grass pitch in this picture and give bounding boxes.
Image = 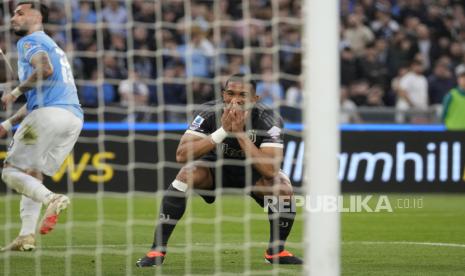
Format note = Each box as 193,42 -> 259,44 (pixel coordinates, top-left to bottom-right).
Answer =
1,193 -> 465,275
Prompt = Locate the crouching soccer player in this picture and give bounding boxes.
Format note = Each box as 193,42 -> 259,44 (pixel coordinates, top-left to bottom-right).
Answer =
137,74 -> 302,266
0,1 -> 83,251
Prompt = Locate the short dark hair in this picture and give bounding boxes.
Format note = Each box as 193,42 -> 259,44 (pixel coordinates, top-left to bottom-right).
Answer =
224,73 -> 257,93
16,1 -> 49,24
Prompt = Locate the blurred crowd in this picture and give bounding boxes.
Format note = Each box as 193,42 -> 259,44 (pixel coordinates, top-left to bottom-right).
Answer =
340,0 -> 465,123
0,0 -> 464,123
0,0 -> 302,122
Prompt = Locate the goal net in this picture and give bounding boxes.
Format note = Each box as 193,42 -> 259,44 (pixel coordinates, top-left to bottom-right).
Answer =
0,0 -> 312,275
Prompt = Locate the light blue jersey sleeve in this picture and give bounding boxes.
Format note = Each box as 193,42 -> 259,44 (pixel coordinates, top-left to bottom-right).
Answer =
20,39 -> 48,63
17,31 -> 83,120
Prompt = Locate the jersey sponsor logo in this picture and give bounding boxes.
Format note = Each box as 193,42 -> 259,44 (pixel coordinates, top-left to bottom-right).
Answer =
267,126 -> 282,140
222,143 -> 246,158
190,115 -> 205,130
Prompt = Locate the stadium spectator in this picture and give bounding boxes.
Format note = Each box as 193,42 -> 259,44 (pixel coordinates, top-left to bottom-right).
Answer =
73,1 -> 97,25
234,55 -> 251,75
160,64 -> 187,106
107,33 -> 127,52
430,36 -> 451,62
395,59 -> 429,123
415,24 -> 432,71
340,46 -> 358,86
386,31 -> 417,79
133,1 -> 157,23
349,79 -> 370,106
79,69 -> 116,107
118,70 -> 150,122
280,26 -> 301,65
284,80 -> 302,108
133,26 -> 154,50
191,79 -> 214,104
74,27 -> 98,78
442,64 -> 465,130
102,0 -> 127,36
343,13 -> 374,57
177,26 -> 214,78
256,69 -> 284,108
358,43 -> 388,87
448,41 -> 463,69
281,80 -> 302,122
370,5 -> 399,39
103,54 -> 127,82
404,16 -> 421,38
374,38 -> 388,65
340,85 -> 362,124
428,60 -> 454,106
366,85 -> 385,107
133,54 -> 155,80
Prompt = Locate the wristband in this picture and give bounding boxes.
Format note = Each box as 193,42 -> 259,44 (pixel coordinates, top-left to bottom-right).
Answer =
1,119 -> 12,132
10,88 -> 22,98
210,127 -> 228,144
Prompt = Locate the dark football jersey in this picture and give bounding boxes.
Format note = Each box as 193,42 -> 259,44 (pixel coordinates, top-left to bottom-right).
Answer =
185,100 -> 284,160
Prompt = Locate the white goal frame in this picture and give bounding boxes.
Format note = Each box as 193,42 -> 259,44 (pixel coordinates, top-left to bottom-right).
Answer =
303,0 -> 340,275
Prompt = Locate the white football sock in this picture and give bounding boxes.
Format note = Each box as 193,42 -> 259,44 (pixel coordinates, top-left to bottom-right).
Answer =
19,195 -> 42,236
2,167 -> 54,204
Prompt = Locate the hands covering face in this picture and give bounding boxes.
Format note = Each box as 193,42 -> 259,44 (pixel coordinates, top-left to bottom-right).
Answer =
221,102 -> 249,133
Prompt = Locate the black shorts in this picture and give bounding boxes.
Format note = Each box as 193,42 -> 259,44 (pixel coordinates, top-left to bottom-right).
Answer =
197,155 -> 263,203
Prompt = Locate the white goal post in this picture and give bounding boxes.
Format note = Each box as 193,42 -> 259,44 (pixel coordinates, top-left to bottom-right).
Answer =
303,0 -> 341,275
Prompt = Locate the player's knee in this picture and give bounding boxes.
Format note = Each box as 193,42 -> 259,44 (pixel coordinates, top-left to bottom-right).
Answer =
278,173 -> 293,196
176,163 -> 212,190
175,167 -> 194,189
2,167 -> 14,185
279,182 -> 293,196
2,167 -> 23,193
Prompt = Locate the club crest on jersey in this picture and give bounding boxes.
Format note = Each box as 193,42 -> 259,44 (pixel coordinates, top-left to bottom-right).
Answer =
247,129 -> 257,143
23,42 -> 31,50
23,42 -> 38,56
267,126 -> 282,141
190,115 -> 205,130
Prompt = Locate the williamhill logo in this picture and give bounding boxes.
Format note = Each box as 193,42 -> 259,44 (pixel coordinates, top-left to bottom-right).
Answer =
283,141 -> 465,183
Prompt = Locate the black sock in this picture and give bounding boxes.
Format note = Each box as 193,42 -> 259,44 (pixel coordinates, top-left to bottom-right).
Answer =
267,196 -> 296,255
151,184 -> 187,253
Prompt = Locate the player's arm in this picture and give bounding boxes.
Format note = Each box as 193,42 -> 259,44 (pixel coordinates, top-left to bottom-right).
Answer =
176,108 -> 234,163
231,109 -> 282,179
15,52 -> 54,94
0,104 -> 27,137
1,52 -> 53,109
237,133 -> 282,179
175,133 -> 217,163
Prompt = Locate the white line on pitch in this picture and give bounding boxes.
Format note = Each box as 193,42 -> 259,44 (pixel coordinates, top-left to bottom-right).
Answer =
39,241 -> 465,249
343,241 -> 465,248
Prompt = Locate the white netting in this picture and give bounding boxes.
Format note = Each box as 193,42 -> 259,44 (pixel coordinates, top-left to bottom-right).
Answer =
0,0 -> 304,275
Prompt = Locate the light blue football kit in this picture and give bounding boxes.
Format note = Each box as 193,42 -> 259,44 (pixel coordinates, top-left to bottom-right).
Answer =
5,31 -> 83,176
17,31 -> 83,119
